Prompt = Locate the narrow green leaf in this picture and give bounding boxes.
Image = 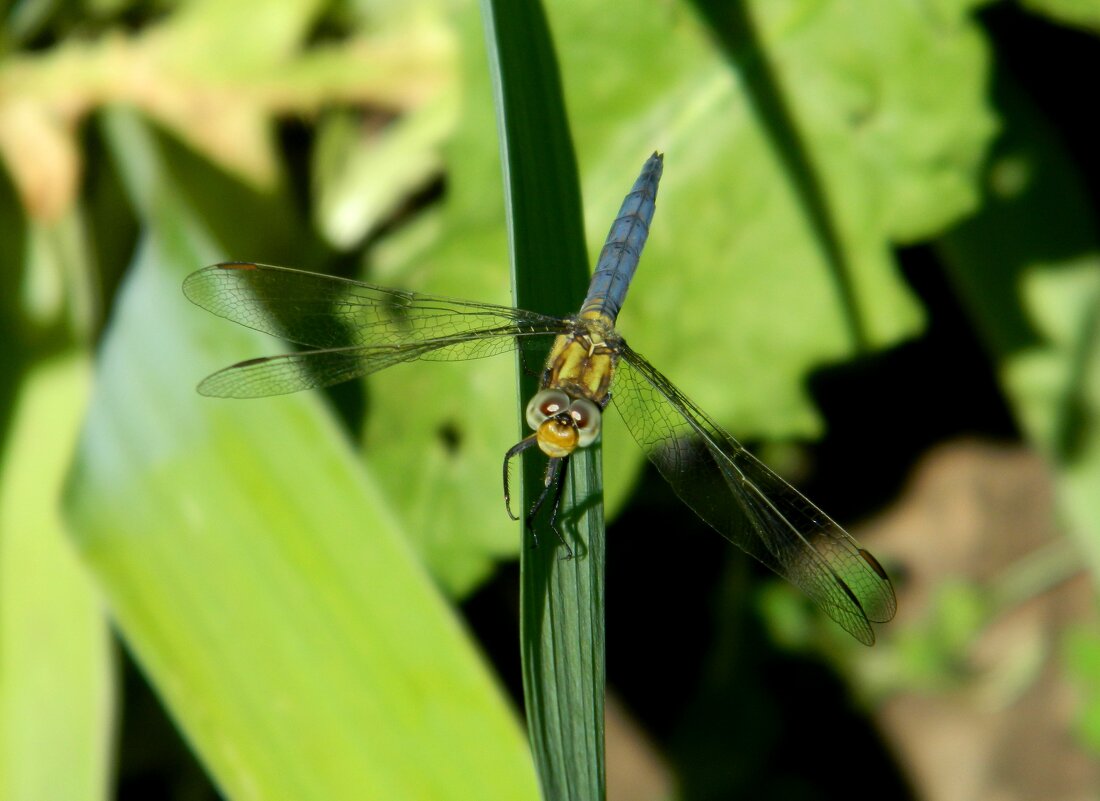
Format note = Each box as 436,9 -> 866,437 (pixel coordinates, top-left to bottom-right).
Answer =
1019,0 -> 1100,33
313,95 -> 458,249
481,0 -> 606,798
1,354 -> 113,801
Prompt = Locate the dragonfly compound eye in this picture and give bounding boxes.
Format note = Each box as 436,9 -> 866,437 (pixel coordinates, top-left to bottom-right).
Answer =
569,398 -> 602,447
526,389 -> 571,430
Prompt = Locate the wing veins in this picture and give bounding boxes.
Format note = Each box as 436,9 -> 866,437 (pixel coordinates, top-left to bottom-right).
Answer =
198,324 -> 562,398
183,262 -> 562,350
616,345 -> 894,642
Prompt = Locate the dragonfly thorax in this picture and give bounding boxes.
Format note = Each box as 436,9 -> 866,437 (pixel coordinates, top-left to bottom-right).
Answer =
525,389 -> 601,458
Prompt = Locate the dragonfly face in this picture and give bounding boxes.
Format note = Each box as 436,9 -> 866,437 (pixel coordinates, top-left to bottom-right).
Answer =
524,389 -> 601,458
183,152 -> 897,645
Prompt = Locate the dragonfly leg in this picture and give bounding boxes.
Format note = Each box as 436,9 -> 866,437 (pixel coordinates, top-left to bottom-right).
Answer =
517,346 -> 542,379
523,457 -> 557,550
503,433 -> 540,521
523,457 -> 573,559
544,456 -> 574,560
503,435 -> 574,559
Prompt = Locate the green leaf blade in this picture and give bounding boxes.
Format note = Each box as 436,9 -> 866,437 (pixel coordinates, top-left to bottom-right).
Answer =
481,0 -> 607,797
63,115 -> 540,801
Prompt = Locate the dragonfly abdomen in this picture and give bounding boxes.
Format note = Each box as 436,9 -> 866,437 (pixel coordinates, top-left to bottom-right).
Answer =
579,152 -> 663,326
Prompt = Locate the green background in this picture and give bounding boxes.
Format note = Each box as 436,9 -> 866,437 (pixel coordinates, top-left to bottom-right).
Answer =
2,0 -> 1099,799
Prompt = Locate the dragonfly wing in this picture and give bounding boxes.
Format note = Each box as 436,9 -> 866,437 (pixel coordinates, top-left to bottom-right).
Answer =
183,262 -> 561,350
613,344 -> 896,645
198,329 -> 563,398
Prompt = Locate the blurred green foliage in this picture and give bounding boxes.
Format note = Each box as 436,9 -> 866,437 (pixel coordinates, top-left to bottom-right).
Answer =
1065,626 -> 1100,752
1,0 -> 1098,798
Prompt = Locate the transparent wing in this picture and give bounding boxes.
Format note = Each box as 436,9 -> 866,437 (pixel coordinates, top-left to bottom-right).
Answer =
183,262 -> 565,349
195,335 -> 561,398
613,344 -> 896,645
183,262 -> 567,398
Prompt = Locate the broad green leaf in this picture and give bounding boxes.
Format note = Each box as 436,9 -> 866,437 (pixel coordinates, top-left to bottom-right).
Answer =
62,113 -> 539,801
552,0 -> 991,427
363,0 -> 995,589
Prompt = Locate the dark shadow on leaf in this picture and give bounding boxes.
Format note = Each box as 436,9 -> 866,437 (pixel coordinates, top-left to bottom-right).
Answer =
939,61 -> 1100,467
686,1 -> 868,351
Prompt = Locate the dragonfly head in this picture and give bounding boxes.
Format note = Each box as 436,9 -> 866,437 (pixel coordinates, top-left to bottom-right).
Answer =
525,389 -> 601,458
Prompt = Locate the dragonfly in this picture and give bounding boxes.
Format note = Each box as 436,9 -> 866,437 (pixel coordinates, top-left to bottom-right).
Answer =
183,152 -> 896,645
